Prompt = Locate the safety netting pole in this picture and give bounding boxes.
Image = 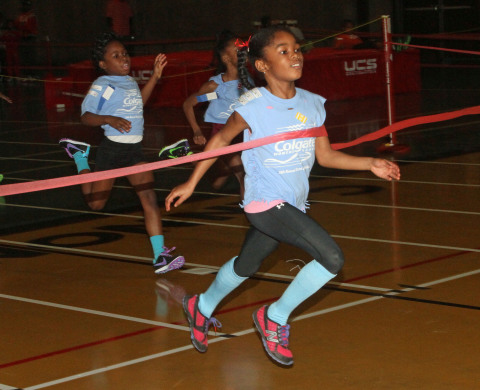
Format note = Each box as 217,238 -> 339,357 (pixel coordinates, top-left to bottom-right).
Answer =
378,15 -> 410,153
383,15 -> 395,128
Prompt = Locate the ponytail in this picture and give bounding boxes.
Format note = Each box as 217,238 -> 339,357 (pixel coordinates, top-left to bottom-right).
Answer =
237,47 -> 255,90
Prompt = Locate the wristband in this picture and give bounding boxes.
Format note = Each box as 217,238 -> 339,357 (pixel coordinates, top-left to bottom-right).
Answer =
196,92 -> 218,102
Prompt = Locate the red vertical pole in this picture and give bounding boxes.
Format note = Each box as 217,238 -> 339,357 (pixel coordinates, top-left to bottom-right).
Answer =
379,15 -> 409,154
382,15 -> 396,136
382,17 -> 402,270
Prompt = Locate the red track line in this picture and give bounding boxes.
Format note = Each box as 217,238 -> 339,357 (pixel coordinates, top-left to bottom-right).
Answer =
0,326 -> 158,369
0,321 -> 183,370
0,298 -> 276,369
343,250 -> 472,283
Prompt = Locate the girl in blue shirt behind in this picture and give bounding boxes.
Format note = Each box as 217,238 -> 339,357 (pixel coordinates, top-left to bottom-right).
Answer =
183,30 -> 248,198
166,26 -> 400,365
59,32 -> 184,275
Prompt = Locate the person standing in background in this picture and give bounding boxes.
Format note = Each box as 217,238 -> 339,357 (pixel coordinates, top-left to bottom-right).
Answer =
14,0 -> 37,41
0,18 -> 20,77
333,19 -> 363,50
14,0 -> 38,74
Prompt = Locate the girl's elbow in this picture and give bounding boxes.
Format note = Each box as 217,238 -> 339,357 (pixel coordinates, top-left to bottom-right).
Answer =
315,156 -> 327,167
184,95 -> 198,108
81,112 -> 98,126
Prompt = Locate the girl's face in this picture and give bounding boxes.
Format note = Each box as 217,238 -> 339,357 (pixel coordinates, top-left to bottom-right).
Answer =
222,38 -> 238,67
256,31 -> 303,83
99,40 -> 131,76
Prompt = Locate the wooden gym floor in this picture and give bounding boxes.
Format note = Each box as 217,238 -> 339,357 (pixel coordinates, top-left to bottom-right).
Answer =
0,72 -> 479,389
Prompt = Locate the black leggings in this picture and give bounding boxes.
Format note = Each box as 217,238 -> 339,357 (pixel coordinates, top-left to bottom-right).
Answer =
234,202 -> 344,277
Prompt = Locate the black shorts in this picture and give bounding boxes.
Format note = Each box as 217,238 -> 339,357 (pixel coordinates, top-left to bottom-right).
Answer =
94,137 -> 146,172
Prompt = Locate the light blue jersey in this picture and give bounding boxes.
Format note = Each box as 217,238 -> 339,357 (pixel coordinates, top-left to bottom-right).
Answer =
235,87 -> 327,211
81,75 -> 144,137
204,73 -> 249,124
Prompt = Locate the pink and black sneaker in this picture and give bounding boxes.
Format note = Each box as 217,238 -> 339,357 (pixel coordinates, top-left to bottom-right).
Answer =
252,305 -> 293,366
183,294 -> 221,353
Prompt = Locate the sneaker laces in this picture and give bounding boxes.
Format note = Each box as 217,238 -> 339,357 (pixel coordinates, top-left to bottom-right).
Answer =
206,317 -> 222,334
64,143 -> 84,158
160,246 -> 176,257
277,324 -> 290,346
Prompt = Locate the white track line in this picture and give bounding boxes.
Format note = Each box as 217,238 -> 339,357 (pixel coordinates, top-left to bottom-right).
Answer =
332,234 -> 480,253
2,229 -> 480,267
0,293 -> 190,331
20,268 -> 480,390
295,268 -> 480,321
0,238 -> 391,293
0,384 -> 19,390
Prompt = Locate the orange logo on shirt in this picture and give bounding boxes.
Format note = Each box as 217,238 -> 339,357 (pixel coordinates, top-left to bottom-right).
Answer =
295,112 -> 307,124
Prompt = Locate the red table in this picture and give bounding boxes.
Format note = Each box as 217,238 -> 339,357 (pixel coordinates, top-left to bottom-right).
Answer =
298,47 -> 420,100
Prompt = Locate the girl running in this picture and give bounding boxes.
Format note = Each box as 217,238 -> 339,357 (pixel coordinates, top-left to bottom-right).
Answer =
182,30 -> 249,198
60,32 -> 184,274
165,26 -> 400,365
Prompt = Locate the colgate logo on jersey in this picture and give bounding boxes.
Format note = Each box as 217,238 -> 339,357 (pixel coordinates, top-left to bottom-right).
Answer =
274,138 -> 315,153
344,58 -> 377,75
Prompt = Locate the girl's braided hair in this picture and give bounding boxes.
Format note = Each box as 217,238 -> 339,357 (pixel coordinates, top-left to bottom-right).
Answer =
92,32 -> 122,72
238,25 -> 295,90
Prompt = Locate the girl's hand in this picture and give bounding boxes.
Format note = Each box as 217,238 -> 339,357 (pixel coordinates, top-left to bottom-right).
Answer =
105,115 -> 132,133
370,158 -> 401,181
165,182 -> 195,211
193,131 -> 206,145
152,54 -> 168,80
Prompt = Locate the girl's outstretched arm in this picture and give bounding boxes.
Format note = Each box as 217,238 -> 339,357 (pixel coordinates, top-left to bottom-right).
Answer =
315,136 -> 400,181
165,111 -> 248,211
141,53 -> 167,104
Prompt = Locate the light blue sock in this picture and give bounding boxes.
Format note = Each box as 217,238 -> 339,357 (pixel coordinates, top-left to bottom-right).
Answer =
150,235 -> 165,262
73,151 -> 90,174
267,260 -> 335,325
198,257 -> 247,318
